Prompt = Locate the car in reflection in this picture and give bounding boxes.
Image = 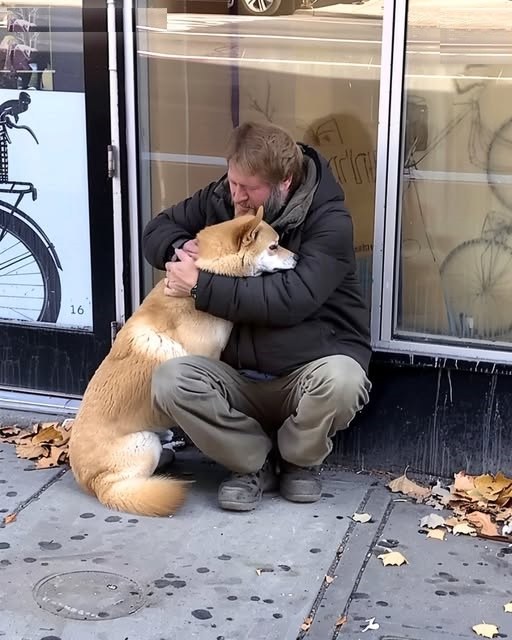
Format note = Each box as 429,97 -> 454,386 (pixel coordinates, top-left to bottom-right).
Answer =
229,0 -> 304,16
172,0 -> 306,17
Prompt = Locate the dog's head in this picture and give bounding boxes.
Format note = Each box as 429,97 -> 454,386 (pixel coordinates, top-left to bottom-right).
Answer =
195,206 -> 297,277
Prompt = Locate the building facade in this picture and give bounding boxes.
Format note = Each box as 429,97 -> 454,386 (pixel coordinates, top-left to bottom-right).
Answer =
1,0 -> 511,474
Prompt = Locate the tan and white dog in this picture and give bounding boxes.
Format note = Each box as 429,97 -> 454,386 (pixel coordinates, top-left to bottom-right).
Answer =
68,207 -> 297,517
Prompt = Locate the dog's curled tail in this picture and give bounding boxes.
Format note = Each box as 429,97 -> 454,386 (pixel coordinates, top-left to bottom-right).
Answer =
96,476 -> 187,517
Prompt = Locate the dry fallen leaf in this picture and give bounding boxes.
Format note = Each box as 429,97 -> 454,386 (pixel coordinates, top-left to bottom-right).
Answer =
466,512 -> 500,537
453,522 -> 477,536
15,442 -> 50,460
472,622 -> 499,638
453,471 -> 475,493
352,512 -> 372,523
474,473 -> 512,502
496,510 -> 512,523
3,513 -> 16,524
0,426 -> 24,444
427,528 -> 446,541
444,516 -> 463,528
301,617 -> 313,631
420,513 -> 446,529
35,447 -> 67,469
388,472 -> 431,500
362,617 -> 380,632
31,423 -> 63,445
504,602 -> 512,613
377,551 -> 408,566
496,483 -> 512,507
335,615 -> 347,627
324,575 -> 334,584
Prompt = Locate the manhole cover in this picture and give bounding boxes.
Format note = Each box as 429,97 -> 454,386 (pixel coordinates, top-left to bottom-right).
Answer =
33,570 -> 146,620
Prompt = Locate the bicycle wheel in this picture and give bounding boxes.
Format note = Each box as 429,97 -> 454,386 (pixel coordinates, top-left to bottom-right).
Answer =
0,204 -> 61,323
487,117 -> 512,212
440,238 -> 512,339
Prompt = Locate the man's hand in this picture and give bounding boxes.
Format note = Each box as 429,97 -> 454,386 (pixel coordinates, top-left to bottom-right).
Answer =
181,239 -> 199,259
164,249 -> 199,298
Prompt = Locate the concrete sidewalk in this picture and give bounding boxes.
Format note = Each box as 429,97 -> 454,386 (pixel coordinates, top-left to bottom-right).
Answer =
1,434 -> 512,639
304,0 -> 512,30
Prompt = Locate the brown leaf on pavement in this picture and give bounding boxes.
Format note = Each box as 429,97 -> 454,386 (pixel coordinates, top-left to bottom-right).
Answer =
32,423 -> 65,445
35,447 -> 67,469
427,529 -> 446,541
15,442 -> 50,460
301,617 -> 313,631
474,473 -> 512,503
387,472 -> 431,501
466,512 -> 500,537
453,471 -> 475,493
378,551 -> 408,566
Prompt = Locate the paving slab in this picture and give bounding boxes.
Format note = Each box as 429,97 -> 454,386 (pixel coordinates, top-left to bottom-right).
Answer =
3,437 -> 512,640
0,446 -> 375,640
318,499 -> 512,639
0,440 -> 64,528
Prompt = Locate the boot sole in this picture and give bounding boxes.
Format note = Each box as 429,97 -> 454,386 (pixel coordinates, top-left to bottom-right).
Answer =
280,490 -> 322,503
218,499 -> 259,512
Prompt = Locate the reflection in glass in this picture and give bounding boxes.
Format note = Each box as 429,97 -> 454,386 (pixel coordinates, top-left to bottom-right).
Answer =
397,3 -> 512,344
135,1 -> 383,301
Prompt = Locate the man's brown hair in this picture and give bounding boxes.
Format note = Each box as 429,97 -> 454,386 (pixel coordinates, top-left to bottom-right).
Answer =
226,121 -> 304,189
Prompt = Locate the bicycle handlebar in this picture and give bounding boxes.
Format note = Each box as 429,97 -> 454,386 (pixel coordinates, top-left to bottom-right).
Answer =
2,117 -> 39,144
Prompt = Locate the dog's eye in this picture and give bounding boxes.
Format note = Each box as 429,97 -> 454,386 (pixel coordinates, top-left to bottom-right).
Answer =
268,243 -> 278,251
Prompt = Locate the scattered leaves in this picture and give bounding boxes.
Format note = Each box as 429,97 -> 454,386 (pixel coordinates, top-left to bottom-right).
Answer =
387,471 -> 431,501
424,470 -> 512,542
377,551 -> 408,566
427,528 -> 446,541
0,421 -> 73,468
352,512 -> 372,523
472,623 -> 499,638
504,602 -> 512,613
301,617 -> 313,631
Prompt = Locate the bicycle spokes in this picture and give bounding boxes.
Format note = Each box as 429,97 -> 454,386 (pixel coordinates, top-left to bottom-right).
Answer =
0,206 -> 60,323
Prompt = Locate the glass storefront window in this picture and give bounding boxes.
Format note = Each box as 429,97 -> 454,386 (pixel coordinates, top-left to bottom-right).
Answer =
0,1 -> 94,330
134,0 -> 383,305
396,1 -> 512,347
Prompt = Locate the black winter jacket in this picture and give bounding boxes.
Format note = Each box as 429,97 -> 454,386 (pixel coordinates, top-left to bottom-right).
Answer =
142,144 -> 371,376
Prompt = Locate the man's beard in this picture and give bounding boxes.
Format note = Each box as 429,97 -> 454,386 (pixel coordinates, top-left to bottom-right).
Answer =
233,184 -> 287,223
263,185 -> 288,224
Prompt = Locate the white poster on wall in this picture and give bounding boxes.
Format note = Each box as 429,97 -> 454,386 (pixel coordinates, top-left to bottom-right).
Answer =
0,88 -> 93,330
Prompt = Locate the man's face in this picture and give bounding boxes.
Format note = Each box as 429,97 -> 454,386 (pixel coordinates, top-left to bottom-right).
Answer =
227,163 -> 291,219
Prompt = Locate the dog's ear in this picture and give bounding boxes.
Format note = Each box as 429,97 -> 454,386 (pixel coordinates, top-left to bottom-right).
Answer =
238,206 -> 264,248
